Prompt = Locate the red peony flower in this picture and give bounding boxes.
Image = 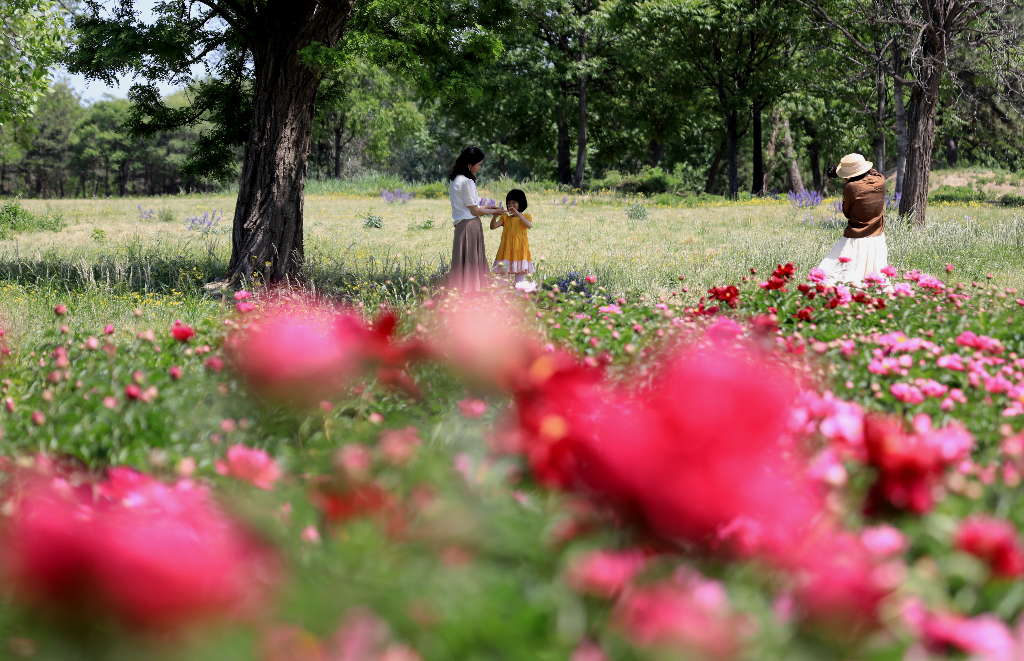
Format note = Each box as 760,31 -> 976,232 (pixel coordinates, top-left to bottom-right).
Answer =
707,285 -> 740,308
862,416 -> 973,515
3,466 -> 277,631
170,320 -> 196,342
954,516 -> 1024,578
512,337 -> 824,558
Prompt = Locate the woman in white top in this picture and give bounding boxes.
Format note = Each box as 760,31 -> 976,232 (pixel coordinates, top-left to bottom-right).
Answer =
448,146 -> 504,290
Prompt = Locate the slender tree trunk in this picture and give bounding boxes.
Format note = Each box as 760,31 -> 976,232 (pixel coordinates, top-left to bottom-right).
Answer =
227,4 -> 354,284
899,69 -> 943,224
893,48 -> 908,196
118,161 -> 128,197
572,74 -> 588,189
556,95 -> 572,185
333,123 -> 344,179
726,109 -> 739,198
945,137 -> 958,167
704,136 -> 725,194
780,114 -> 804,193
751,102 -> 765,195
648,137 -> 663,167
873,64 -> 886,173
805,122 -> 823,192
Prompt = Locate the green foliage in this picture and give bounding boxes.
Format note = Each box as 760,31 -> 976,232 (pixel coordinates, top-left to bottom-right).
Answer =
0,200 -> 65,238
998,193 -> 1024,207
362,213 -> 384,229
0,1 -> 69,125
624,202 -> 648,225
408,217 -> 436,231
929,185 -> 990,204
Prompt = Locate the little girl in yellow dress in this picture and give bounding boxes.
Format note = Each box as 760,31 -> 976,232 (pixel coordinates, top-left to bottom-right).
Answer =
490,189 -> 535,284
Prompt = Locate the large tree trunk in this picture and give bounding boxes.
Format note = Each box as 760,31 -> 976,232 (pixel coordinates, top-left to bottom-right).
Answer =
227,4 -> 354,284
572,74 -> 588,189
751,102 -> 765,195
726,109 -> 739,198
556,95 -> 572,185
899,76 -> 941,224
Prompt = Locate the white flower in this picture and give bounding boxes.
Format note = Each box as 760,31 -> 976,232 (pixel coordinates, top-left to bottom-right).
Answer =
515,280 -> 538,293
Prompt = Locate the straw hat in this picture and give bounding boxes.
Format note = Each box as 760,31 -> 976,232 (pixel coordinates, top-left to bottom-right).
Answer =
835,153 -> 872,179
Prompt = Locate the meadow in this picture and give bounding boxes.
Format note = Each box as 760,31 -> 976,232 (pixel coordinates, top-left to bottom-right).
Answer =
3,189 -> 1024,660
7,185 -> 1024,303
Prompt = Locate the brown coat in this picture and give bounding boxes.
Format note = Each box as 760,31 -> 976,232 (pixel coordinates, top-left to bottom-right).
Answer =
841,170 -> 886,238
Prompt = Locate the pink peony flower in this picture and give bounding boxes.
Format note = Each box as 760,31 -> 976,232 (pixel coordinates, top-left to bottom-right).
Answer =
53,304 -> 67,316
904,601 -> 1018,661
890,383 -> 925,404
584,274 -> 597,284
215,444 -> 282,490
457,398 -> 488,419
168,365 -> 183,380
881,265 -> 897,277
614,573 -> 746,658
807,268 -> 827,283
378,427 -> 422,465
860,525 -> 907,557
566,549 -> 648,598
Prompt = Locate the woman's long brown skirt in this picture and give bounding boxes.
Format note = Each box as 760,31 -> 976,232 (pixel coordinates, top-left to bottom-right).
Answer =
449,217 -> 489,291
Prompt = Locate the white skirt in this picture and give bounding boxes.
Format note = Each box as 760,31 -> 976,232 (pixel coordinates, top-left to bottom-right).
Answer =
816,234 -> 888,286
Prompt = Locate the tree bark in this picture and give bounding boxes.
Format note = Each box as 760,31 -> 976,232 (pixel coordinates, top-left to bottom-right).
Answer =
556,95 -> 572,185
704,136 -> 725,194
751,102 -> 765,195
780,114 -> 804,193
805,121 -> 823,192
893,67 -> 908,196
873,64 -> 886,173
726,109 -> 739,198
572,74 -> 588,189
648,137 -> 663,167
227,3 -> 354,285
333,122 -> 344,179
899,76 -> 941,224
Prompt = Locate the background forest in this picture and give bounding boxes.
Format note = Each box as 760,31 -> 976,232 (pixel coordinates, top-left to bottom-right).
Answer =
3,1 -> 1023,201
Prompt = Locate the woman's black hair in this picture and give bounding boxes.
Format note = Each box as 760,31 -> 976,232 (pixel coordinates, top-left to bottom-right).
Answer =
505,189 -> 528,212
449,146 -> 485,181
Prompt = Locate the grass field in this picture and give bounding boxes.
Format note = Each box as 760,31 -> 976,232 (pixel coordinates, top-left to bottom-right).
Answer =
6,191 -> 1024,305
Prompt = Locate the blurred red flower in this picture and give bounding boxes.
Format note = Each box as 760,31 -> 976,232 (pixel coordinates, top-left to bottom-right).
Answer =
170,320 -> 196,342
2,466 -> 277,631
955,516 -> 1024,578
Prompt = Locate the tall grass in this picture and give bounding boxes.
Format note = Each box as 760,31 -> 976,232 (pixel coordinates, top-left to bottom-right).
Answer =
4,193 -> 1024,305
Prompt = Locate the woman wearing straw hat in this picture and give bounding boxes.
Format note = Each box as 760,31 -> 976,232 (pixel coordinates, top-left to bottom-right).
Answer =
816,153 -> 888,286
